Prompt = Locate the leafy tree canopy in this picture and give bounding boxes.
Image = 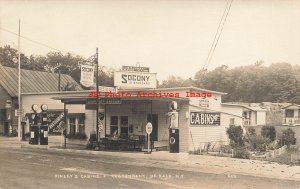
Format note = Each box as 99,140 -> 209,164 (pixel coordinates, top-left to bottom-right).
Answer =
0,45 -> 114,88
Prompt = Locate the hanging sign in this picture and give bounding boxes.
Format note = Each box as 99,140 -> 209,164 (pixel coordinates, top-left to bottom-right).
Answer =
80,64 -> 95,87
190,112 -> 220,126
114,71 -> 157,88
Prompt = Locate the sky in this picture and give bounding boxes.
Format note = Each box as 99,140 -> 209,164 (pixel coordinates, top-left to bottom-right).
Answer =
0,0 -> 299,82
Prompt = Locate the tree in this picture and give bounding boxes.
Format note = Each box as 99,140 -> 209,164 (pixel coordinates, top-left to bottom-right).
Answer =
159,75 -> 193,88
0,45 -> 116,88
281,128 -> 296,148
261,126 -> 276,142
226,125 -> 244,147
61,82 -> 81,91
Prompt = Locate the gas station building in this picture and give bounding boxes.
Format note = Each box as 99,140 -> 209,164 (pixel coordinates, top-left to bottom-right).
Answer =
21,86 -> 243,153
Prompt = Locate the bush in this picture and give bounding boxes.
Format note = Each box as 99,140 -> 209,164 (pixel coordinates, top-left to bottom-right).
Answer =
220,145 -> 232,154
226,125 -> 244,147
247,127 -> 256,136
25,132 -> 31,138
248,135 -> 269,152
280,128 -> 296,148
233,147 -> 250,159
66,133 -> 87,140
261,126 -> 276,142
8,129 -> 17,137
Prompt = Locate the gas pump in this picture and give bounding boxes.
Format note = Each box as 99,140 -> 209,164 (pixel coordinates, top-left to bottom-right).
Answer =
29,104 -> 39,145
168,101 -> 179,153
40,104 -> 48,145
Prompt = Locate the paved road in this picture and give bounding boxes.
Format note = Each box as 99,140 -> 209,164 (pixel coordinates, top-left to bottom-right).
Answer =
0,147 -> 300,189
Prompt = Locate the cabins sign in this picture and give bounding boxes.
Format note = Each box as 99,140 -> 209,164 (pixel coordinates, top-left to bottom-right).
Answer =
190,112 -> 220,126
114,71 -> 157,88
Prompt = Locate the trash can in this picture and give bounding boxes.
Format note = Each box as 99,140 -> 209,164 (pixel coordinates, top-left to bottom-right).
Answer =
29,125 -> 39,145
169,128 -> 179,153
39,125 -> 48,145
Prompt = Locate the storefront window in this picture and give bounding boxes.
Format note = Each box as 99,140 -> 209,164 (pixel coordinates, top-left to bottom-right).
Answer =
110,116 -> 118,136
120,116 -> 128,137
78,116 -> 85,134
69,117 -> 76,134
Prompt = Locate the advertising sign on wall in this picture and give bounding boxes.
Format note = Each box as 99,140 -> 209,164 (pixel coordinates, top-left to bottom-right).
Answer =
80,64 -> 95,87
114,71 -> 157,88
190,112 -> 220,126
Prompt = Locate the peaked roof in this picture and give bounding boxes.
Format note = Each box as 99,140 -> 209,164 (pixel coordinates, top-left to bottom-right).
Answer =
282,103 -> 300,109
222,103 -> 267,112
0,65 -> 82,97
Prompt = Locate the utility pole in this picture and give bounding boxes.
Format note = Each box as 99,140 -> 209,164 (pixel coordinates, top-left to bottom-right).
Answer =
17,19 -> 21,141
96,48 -> 99,148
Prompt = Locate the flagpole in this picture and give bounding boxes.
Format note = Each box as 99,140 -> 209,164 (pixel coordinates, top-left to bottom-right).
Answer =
18,19 -> 21,141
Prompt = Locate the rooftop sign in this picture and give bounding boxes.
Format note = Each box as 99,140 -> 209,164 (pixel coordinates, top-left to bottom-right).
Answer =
122,66 -> 149,72
114,71 -> 157,89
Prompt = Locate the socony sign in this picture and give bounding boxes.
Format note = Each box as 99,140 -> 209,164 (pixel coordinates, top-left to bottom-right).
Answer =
114,71 -> 157,88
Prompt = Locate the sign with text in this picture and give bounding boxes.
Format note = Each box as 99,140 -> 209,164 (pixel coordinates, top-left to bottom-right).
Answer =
122,66 -> 149,72
87,98 -> 122,105
46,111 -> 65,133
114,71 -> 157,88
98,86 -> 116,93
146,122 -> 153,134
80,64 -> 95,87
190,112 -> 220,126
86,98 -> 122,109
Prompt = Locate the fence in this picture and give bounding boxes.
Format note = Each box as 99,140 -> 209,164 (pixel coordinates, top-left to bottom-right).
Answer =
291,153 -> 300,164
265,145 -> 287,158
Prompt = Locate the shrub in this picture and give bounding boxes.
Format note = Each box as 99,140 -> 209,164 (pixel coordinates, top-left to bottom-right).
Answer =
247,127 -> 256,136
66,133 -> 87,140
8,129 -> 17,137
261,126 -> 276,142
233,147 -> 250,159
248,135 -> 269,152
25,132 -> 31,138
226,125 -> 244,147
220,145 -> 232,154
280,128 -> 296,148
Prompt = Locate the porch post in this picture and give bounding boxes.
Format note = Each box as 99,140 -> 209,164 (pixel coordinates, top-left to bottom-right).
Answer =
150,100 -> 153,152
104,104 -> 107,137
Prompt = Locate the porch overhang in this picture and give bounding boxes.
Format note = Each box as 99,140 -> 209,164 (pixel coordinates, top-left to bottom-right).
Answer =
52,95 -> 189,105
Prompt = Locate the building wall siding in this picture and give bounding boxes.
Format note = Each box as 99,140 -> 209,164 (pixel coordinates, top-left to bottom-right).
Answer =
188,106 -> 243,152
